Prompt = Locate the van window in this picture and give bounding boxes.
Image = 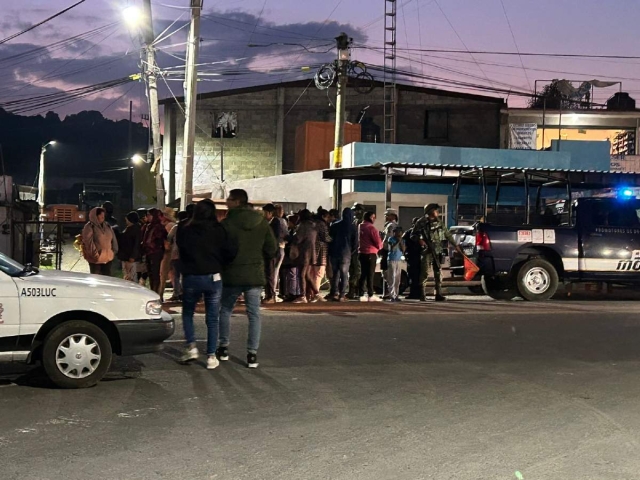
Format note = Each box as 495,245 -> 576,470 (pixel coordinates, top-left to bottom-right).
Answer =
590,201 -> 640,227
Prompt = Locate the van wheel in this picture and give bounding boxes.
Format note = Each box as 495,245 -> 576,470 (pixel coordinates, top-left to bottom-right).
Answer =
42,321 -> 112,389
482,276 -> 518,300
516,258 -> 559,301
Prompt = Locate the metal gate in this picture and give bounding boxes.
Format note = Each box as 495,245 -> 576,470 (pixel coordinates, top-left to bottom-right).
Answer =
12,221 -> 65,269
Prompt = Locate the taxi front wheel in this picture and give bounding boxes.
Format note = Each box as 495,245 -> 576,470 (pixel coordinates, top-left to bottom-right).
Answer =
42,321 -> 113,389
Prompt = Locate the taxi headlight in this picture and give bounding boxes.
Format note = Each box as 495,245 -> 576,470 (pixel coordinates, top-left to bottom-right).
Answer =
146,300 -> 162,316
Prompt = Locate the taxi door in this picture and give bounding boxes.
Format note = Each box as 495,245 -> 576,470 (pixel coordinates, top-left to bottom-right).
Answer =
579,198 -> 640,280
0,270 -> 21,355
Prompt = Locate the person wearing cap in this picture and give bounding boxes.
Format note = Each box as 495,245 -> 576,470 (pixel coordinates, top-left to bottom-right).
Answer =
348,202 -> 365,299
381,207 -> 399,297
412,203 -> 461,302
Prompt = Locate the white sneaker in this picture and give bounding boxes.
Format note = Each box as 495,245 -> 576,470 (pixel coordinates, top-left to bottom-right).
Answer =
359,295 -> 369,302
207,355 -> 220,370
369,295 -> 382,302
181,347 -> 199,363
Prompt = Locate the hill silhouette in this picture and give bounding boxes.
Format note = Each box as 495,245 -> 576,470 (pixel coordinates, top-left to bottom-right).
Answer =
0,108 -> 150,186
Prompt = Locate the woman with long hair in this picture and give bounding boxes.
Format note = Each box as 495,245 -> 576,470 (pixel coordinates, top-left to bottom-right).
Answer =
358,211 -> 383,302
177,199 -> 237,369
292,209 -> 317,303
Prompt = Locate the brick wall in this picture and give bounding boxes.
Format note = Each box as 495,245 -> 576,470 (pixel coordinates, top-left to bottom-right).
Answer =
165,83 -> 503,196
170,89 -> 280,194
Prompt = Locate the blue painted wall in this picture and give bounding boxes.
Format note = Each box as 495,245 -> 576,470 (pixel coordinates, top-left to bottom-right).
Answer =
351,143 -> 572,169
550,140 -> 611,170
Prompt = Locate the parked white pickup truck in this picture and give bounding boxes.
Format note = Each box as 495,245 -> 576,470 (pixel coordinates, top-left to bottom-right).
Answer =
0,253 -> 174,388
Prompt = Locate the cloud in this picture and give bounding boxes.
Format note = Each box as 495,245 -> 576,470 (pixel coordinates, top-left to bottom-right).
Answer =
0,6 -> 368,119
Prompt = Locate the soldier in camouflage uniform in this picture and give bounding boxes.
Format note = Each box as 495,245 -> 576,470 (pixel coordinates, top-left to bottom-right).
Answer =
347,203 -> 365,299
412,203 -> 462,302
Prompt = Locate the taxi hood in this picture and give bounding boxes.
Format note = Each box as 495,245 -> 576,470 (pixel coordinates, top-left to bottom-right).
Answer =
16,269 -> 160,301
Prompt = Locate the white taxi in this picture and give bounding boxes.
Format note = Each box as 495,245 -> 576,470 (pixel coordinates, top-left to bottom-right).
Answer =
0,253 -> 174,388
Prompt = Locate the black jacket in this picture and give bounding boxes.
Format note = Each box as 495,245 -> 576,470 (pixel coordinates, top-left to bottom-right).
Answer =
177,220 -> 238,275
117,223 -> 141,262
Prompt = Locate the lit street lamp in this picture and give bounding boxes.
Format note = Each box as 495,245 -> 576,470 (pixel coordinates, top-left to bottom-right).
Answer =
130,153 -> 150,209
38,141 -> 56,214
122,6 -> 142,28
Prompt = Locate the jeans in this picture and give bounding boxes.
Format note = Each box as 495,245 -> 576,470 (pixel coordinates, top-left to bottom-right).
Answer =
89,261 -> 112,276
265,248 -> 285,298
171,259 -> 182,299
284,267 -> 300,297
182,274 -> 222,355
219,286 -> 262,354
329,254 -> 351,296
388,260 -> 402,299
358,253 -> 377,297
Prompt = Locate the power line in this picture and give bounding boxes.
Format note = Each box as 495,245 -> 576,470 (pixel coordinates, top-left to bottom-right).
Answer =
101,83 -> 137,114
0,76 -> 136,115
358,45 -> 640,60
10,24 -> 122,95
228,0 -> 269,89
498,0 -> 531,91
416,0 -> 425,76
0,0 -> 86,45
200,12 -> 331,42
432,0 -> 496,88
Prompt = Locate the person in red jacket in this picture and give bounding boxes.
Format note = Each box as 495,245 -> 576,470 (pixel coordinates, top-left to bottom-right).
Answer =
358,211 -> 383,302
142,208 -> 167,296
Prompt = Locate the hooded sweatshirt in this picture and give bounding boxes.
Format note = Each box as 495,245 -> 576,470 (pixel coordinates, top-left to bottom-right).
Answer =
178,220 -> 238,276
82,208 -> 118,264
359,220 -> 383,255
221,207 -> 277,287
329,208 -> 357,258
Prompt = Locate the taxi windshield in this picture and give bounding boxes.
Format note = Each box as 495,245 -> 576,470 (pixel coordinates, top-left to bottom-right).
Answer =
0,252 -> 26,276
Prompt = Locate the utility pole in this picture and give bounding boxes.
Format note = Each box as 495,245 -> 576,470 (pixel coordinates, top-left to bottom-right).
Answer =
141,0 -> 165,209
180,0 -> 202,210
128,100 -> 134,210
332,32 -> 351,210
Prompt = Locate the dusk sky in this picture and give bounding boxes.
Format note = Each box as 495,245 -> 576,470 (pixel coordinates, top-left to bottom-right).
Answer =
2,0 -> 640,120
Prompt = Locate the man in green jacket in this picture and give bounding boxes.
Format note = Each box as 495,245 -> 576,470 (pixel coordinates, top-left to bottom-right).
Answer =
218,189 -> 277,368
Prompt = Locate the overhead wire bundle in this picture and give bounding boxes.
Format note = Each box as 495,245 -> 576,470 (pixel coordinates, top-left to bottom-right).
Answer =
0,76 -> 137,115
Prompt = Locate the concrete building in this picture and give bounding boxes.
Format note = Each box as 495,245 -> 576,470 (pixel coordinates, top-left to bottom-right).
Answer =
160,80 -> 506,202
503,108 -> 640,157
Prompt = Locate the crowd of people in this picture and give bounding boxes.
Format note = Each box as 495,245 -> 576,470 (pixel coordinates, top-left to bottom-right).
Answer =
78,191 -> 462,369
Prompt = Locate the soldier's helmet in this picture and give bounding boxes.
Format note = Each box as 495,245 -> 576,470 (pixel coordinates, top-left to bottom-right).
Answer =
424,203 -> 439,215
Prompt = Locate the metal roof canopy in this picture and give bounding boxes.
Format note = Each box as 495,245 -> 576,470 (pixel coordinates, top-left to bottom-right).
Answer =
323,162 -> 640,224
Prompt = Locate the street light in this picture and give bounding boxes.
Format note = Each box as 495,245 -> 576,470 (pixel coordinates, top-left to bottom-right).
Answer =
131,153 -> 145,164
38,141 -> 56,213
123,6 -> 142,28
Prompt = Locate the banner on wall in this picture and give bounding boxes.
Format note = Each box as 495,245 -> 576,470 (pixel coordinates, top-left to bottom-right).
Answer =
509,123 -> 537,150
610,155 -> 640,173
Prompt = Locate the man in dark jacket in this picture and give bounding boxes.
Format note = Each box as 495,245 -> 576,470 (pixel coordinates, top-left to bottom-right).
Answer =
328,208 -> 357,301
118,211 -> 141,282
403,217 -> 423,299
218,189 -> 277,369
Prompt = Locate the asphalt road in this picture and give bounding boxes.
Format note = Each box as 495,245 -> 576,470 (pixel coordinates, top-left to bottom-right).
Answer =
2,298 -> 640,480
